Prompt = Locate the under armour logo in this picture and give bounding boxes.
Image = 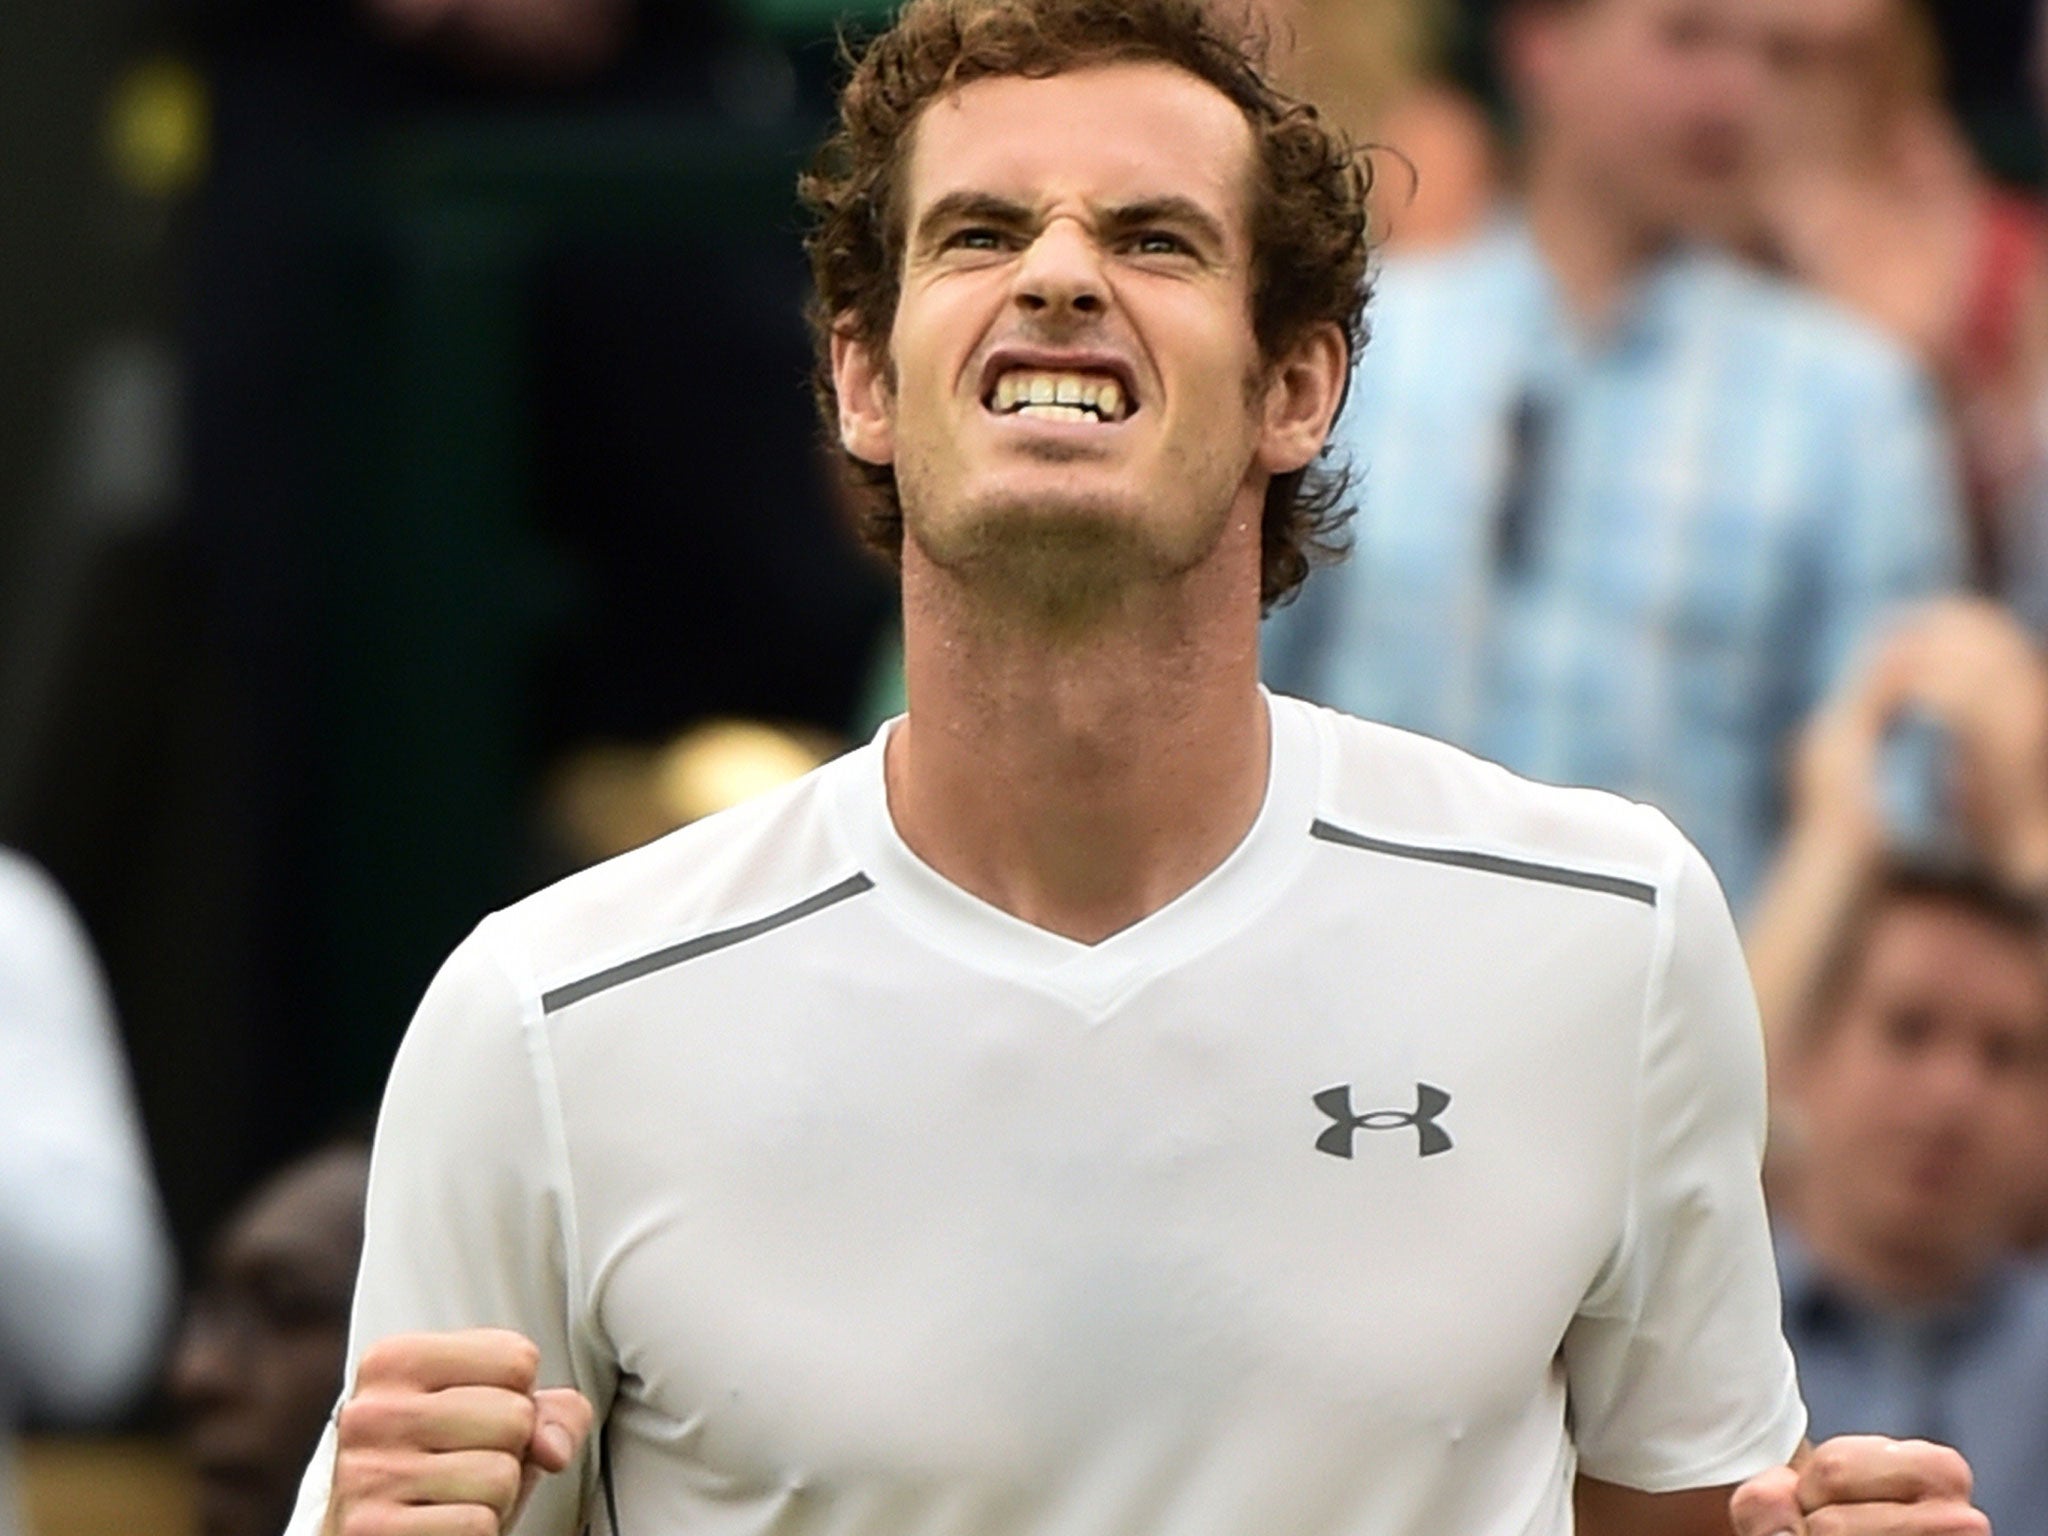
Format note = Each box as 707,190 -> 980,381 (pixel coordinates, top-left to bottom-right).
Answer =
1313,1083 -> 1454,1159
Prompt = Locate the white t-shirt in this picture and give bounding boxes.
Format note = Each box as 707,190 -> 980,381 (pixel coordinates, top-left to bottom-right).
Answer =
287,694 -> 1804,1536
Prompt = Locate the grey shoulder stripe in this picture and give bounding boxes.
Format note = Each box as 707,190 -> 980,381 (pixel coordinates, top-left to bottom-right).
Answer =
542,872 -> 876,1015
1309,819 -> 1658,907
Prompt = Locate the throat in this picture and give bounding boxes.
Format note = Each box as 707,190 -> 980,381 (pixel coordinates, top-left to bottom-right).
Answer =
883,661 -> 1271,946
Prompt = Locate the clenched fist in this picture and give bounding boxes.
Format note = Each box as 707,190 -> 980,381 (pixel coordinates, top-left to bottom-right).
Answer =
324,1329 -> 593,1536
1730,1436 -> 1990,1536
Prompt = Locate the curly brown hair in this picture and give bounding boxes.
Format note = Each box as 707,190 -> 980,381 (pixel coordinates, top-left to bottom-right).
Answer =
799,0 -> 1373,611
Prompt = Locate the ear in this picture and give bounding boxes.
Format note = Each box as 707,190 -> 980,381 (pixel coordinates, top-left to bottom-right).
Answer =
1256,322 -> 1349,477
831,322 -> 896,467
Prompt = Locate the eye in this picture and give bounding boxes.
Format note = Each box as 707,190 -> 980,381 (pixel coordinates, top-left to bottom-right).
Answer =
1129,230 -> 1194,257
946,226 -> 1011,252
1880,1005 -> 1936,1055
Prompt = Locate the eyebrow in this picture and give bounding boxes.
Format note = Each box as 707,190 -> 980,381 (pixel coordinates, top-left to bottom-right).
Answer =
1099,197 -> 1231,257
911,191 -> 1036,253
910,191 -> 1232,259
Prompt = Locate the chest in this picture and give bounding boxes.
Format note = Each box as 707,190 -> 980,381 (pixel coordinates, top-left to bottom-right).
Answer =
550,903 -> 1649,1493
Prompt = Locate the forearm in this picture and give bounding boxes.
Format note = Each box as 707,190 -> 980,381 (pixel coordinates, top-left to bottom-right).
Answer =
1573,1474 -> 1737,1536
1743,818 -> 1881,1090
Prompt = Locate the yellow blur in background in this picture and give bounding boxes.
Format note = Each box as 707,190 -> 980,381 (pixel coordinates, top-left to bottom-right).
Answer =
22,1438 -> 194,1536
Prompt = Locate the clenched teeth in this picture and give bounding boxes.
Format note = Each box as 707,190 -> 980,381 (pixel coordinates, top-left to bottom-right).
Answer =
990,369 -> 1129,422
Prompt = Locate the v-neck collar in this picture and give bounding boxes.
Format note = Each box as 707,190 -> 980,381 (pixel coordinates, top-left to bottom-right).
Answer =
826,690 -> 1321,1014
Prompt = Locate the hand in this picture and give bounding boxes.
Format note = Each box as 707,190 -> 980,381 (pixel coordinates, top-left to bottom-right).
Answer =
324,1328 -> 594,1536
1786,628 -> 1913,858
1885,598 -> 2048,889
1729,1436 -> 1988,1535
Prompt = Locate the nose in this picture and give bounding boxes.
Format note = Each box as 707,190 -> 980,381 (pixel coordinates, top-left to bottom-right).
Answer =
1917,1037 -> 1997,1125
1013,216 -> 1107,322
169,1310 -> 241,1411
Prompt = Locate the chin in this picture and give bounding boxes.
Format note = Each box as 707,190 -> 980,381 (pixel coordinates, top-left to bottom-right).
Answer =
908,490 -> 1231,630
196,1474 -> 288,1536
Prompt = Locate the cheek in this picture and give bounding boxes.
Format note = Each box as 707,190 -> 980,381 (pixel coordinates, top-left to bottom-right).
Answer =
1804,1041 -> 1910,1139
257,1331 -> 351,1426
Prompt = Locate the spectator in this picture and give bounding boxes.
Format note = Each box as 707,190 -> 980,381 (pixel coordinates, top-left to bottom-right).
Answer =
1755,0 -> 2048,583
1745,597 -> 2048,1243
1266,0 -> 1963,907
1269,0 -> 1502,250
0,849 -> 173,1536
170,1138 -> 369,1536
1747,599 -> 2048,1061
1766,862 -> 2048,1533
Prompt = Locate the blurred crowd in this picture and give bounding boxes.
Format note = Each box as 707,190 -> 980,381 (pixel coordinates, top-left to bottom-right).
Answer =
6,0 -> 2048,1530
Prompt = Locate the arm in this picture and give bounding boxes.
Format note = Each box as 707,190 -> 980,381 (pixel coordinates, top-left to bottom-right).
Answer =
1743,639 -> 1898,1096
1750,597 -> 2048,1092
1560,827 -> 1805,1496
1574,1475 -> 1735,1536
0,852 -> 172,1421
282,918 -> 611,1536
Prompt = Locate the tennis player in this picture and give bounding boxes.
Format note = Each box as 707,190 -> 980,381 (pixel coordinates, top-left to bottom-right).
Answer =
288,0 -> 1987,1531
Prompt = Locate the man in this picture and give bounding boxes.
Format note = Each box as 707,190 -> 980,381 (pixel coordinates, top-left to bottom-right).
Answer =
1266,0 -> 1961,909
1773,866 -> 2048,1533
0,848 -> 173,1536
172,1138 -> 370,1536
287,0 -> 1982,1531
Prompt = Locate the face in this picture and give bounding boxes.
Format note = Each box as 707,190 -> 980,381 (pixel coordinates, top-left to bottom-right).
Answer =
1753,0 -> 1905,167
170,1147 -> 368,1536
1795,899 -> 2048,1275
1515,0 -> 1815,243
833,62 -> 1343,627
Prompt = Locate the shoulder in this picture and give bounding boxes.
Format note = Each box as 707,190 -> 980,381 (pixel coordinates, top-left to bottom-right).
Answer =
0,847 -> 104,994
0,846 -> 77,931
472,754 -> 864,1017
1285,694 -> 1689,913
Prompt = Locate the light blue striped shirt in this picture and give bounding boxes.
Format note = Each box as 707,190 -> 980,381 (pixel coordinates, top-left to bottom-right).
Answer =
1267,217 -> 1962,905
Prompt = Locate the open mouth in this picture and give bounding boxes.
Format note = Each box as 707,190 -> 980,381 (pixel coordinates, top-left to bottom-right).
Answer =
983,367 -> 1136,425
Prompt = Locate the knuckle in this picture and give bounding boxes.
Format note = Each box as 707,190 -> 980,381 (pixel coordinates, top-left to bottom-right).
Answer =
506,1336 -> 542,1387
458,1386 -> 534,1455
337,1507 -> 398,1536
456,1505 -> 501,1536
1806,1439 -> 1857,1498
483,1452 -> 525,1512
356,1335 -> 417,1382
337,1393 -> 397,1446
348,1447 -> 415,1501
1922,1441 -> 1974,1496
500,1388 -> 539,1445
1725,1475 -> 1782,1525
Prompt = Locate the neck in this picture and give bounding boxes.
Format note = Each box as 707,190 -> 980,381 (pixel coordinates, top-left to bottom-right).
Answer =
885,523 -> 1269,945
1791,1190 -> 1992,1312
1522,139 -> 1662,329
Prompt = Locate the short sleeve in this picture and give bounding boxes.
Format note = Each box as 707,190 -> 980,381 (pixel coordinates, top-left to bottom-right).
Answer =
1561,828 -> 1806,1492
282,917 -> 612,1536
